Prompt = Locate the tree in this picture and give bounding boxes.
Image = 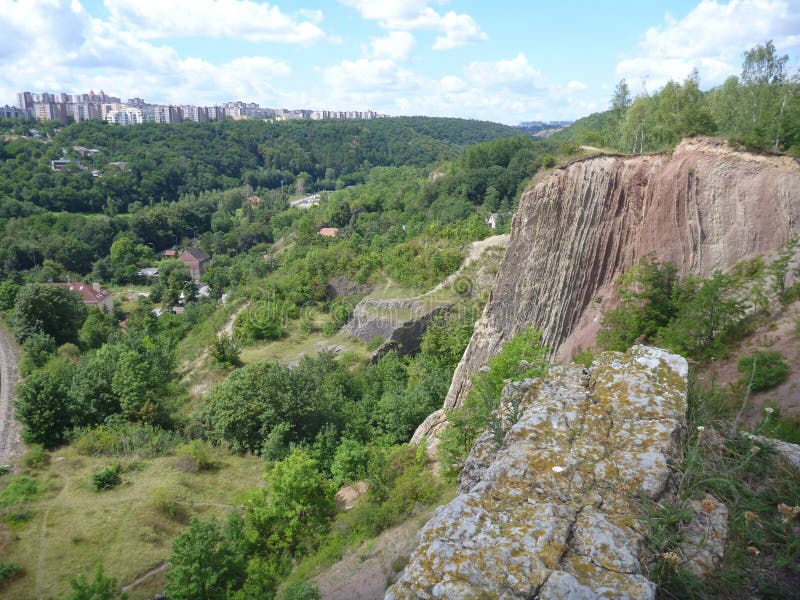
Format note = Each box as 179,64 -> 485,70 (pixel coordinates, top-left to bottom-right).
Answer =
0,280 -> 20,311
19,333 -> 56,376
12,283 -> 87,345
598,258 -> 679,351
15,358 -> 75,447
742,40 -> 788,86
657,271 -> 748,359
166,518 -> 245,600
243,449 -> 336,585
150,259 -> 194,307
79,308 -> 116,350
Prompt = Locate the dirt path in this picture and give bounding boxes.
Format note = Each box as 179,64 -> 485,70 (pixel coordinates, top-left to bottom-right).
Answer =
0,324 -> 24,465
121,562 -> 168,592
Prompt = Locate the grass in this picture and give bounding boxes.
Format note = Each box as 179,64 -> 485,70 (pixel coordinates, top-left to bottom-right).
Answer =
239,317 -> 370,366
0,447 -> 264,600
641,376 -> 800,598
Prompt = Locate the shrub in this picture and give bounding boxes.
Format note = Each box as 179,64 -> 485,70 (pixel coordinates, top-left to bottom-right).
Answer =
0,476 -> 41,506
174,440 -> 214,473
738,351 -> 790,392
211,333 -> 242,368
71,423 -> 181,458
438,328 -> 547,479
150,487 -> 184,520
22,444 -> 48,469
0,561 -> 19,583
67,563 -> 126,600
281,581 -> 321,600
330,439 -> 370,486
91,463 -> 122,491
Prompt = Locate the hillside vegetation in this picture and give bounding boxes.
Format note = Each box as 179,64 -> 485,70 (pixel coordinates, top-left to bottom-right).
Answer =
553,41 -> 800,156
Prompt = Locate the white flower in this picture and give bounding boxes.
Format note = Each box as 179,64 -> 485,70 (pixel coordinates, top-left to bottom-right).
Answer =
551,466 -> 565,473
764,407 -> 774,414
696,426 -> 705,432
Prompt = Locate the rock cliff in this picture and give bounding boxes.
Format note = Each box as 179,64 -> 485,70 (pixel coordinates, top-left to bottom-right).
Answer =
413,138 -> 800,442
388,346 -> 688,599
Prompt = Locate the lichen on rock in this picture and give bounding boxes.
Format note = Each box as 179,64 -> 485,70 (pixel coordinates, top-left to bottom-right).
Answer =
386,346 -> 688,600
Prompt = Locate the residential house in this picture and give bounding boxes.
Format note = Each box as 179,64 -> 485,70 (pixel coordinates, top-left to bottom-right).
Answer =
486,212 -> 499,230
290,194 -> 321,208
51,158 -> 83,171
179,247 -> 211,280
54,282 -> 114,313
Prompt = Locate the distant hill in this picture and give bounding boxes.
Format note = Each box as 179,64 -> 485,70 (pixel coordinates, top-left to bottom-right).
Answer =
390,116 -> 521,146
515,120 -> 574,137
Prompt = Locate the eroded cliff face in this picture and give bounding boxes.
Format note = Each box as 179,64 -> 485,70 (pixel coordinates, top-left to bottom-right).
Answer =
388,346 -> 688,599
413,138 -> 800,441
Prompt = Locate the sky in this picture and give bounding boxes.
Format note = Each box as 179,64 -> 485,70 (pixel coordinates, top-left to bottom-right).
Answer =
1,0 -> 799,124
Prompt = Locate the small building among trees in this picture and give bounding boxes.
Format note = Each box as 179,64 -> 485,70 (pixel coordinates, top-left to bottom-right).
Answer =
179,247 -> 211,280
52,282 -> 114,313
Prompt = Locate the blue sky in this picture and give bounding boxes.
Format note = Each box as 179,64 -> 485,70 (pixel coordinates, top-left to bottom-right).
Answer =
1,1 -> 798,124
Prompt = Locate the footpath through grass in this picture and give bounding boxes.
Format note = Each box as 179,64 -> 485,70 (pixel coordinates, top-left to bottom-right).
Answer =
0,446 -> 263,599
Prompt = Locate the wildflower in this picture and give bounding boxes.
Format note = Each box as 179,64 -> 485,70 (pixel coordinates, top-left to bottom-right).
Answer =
777,503 -> 800,524
661,551 -> 680,565
764,407 -> 774,414
551,466 -> 565,473
750,445 -> 761,454
743,511 -> 759,523
696,426 -> 705,432
700,498 -> 717,513
746,546 -> 760,556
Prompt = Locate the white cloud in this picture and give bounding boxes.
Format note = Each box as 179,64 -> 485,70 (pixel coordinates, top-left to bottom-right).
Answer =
339,0 -> 487,49
321,58 -> 419,96
566,80 -> 587,93
104,0 -> 327,43
464,53 -> 543,93
0,0 -> 293,106
320,52 -> 596,123
369,31 -> 415,61
617,0 -> 800,90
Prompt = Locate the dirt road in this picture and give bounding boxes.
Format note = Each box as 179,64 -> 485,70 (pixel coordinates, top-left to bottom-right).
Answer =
0,324 -> 24,464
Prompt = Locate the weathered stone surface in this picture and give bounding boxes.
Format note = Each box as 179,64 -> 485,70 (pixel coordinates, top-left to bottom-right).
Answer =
750,434 -> 800,471
413,139 -> 800,442
680,494 -> 729,577
387,346 -> 687,600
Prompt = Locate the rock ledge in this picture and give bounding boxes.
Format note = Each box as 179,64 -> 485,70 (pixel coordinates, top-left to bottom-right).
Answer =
387,346 -> 687,599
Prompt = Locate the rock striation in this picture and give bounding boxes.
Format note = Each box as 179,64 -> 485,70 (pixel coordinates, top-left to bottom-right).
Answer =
413,138 -> 800,442
387,346 -> 688,599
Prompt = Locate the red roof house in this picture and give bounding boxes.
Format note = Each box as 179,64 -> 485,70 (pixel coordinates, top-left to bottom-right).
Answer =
53,282 -> 114,313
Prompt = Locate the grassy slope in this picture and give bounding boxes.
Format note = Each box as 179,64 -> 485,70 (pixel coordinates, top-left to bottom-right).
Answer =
0,449 -> 263,599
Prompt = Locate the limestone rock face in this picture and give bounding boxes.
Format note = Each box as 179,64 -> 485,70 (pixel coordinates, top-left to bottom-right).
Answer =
387,346 -> 687,600
412,139 -> 800,443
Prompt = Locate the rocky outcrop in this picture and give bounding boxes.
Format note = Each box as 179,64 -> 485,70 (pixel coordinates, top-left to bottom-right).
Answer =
414,139 -> 800,441
387,346 -> 688,599
345,235 -> 510,355
345,298 -> 435,343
